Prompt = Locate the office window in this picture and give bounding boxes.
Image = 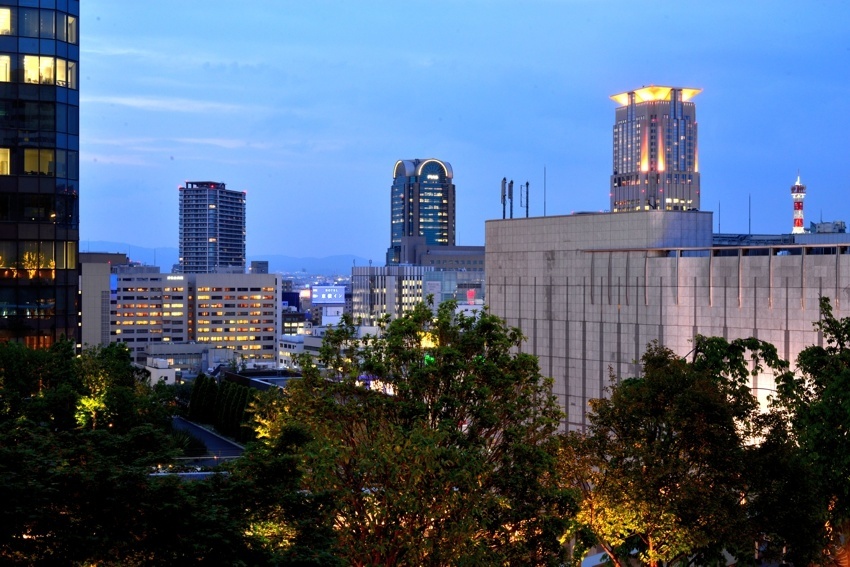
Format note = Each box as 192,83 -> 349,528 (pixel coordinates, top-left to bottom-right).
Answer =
0,56 -> 9,82
56,58 -> 66,86
21,194 -> 53,221
0,8 -> 10,35
20,8 -> 38,38
66,60 -> 76,89
24,149 -> 55,175
23,55 -> 39,84
54,150 -> 66,178
0,149 -> 8,175
0,241 -> 15,268
39,10 -> 54,39
39,56 -> 55,85
67,15 -> 77,44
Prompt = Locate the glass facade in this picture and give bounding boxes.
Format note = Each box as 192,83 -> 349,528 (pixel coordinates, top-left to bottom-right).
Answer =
387,158 -> 455,265
0,1 -> 80,348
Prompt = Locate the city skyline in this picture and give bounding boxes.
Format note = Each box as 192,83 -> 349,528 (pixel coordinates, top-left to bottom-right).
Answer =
81,1 -> 850,262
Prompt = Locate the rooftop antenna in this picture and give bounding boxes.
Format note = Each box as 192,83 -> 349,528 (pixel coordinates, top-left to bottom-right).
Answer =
543,166 -> 547,216
519,181 -> 530,217
748,194 -> 751,234
525,181 -> 530,218
509,180 -> 514,219
501,177 -> 507,220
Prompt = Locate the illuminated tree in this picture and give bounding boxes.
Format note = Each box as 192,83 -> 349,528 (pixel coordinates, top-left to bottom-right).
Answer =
773,296 -> 850,564
263,301 -> 572,566
560,338 -> 794,567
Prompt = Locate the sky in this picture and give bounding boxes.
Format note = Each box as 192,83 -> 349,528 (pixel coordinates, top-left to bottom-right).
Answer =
81,1 -> 850,262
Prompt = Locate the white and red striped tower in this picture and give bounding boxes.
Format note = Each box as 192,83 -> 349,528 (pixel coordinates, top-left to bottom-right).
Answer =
791,174 -> 806,234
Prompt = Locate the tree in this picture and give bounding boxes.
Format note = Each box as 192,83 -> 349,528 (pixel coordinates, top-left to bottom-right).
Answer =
773,296 -> 850,564
73,343 -> 162,432
262,300 -> 573,566
560,338 -> 792,567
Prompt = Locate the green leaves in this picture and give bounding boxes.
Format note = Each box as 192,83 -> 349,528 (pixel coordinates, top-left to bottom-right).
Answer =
274,300 -> 570,566
563,339 -> 790,566
771,296 -> 850,562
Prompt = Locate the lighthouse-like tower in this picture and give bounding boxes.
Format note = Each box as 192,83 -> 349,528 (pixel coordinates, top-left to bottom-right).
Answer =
791,175 -> 806,234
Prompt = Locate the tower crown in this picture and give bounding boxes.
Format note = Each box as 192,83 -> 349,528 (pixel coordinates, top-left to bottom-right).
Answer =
609,86 -> 701,213
610,85 -> 702,106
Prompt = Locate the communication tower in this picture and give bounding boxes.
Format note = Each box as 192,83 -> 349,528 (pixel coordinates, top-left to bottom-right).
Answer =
791,175 -> 806,234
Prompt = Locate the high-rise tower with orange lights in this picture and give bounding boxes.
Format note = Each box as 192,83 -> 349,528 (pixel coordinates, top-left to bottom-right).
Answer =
791,175 -> 806,234
610,86 -> 701,212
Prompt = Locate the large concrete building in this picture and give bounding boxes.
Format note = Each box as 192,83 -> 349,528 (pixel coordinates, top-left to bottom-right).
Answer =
486,86 -> 849,430
0,2 -> 80,347
486,211 -> 850,430
178,181 -> 246,274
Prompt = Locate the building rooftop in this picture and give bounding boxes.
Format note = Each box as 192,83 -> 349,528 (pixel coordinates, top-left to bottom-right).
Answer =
610,85 -> 702,106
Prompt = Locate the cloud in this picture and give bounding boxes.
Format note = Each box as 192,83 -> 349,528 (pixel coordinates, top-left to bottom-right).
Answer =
82,152 -> 153,166
174,138 -> 273,150
81,95 -> 246,113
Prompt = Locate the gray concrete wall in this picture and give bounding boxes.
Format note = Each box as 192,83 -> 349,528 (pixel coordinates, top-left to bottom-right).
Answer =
486,212 -> 850,430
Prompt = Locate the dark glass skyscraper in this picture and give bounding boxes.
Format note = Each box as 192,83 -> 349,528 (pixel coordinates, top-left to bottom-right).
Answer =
0,2 -> 80,347
178,181 -> 246,274
387,158 -> 455,265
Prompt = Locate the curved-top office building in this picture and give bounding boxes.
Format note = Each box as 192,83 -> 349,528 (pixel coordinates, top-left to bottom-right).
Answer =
0,2 -> 80,347
387,158 -> 455,265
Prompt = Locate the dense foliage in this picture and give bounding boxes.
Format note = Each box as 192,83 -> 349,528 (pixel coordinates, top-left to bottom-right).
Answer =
559,337 -> 823,567
188,373 -> 255,441
772,296 -> 850,564
0,342 -> 328,565
5,298 -> 850,565
261,301 -> 574,566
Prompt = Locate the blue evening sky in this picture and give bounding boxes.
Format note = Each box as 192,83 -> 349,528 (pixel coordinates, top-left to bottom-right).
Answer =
81,1 -> 850,261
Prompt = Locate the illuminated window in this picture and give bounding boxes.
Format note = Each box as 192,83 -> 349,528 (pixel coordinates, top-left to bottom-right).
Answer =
24,149 -> 55,175
0,56 -> 8,82
0,149 -> 8,175
0,8 -> 9,35
23,55 -> 39,84
39,56 -> 55,85
56,58 -> 66,87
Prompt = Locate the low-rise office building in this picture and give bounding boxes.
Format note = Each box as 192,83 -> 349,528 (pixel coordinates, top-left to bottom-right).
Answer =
80,256 -> 280,366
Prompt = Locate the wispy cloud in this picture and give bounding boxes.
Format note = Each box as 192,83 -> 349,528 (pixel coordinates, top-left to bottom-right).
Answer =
82,44 -> 154,58
174,138 -> 273,150
82,152 -> 153,166
81,95 -> 245,113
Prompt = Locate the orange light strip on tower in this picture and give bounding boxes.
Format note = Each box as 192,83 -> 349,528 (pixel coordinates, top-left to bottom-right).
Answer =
657,135 -> 665,172
610,86 -> 703,106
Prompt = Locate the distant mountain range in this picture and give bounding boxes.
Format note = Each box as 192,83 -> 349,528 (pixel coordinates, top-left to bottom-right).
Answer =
80,241 -> 370,276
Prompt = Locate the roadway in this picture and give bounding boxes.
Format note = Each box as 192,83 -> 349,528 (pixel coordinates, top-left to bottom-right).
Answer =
171,416 -> 245,467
